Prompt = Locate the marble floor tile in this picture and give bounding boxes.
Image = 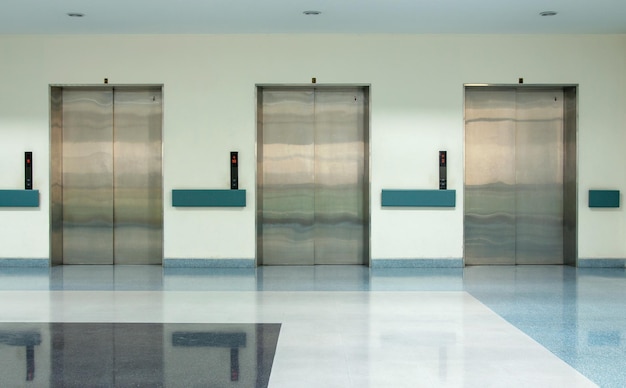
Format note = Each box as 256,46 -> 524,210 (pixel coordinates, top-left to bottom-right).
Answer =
1,265 -> 624,387
0,322 -> 280,387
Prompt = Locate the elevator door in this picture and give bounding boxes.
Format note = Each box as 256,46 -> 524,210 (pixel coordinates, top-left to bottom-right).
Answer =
465,87 -> 572,265
52,87 -> 163,265
257,87 -> 369,265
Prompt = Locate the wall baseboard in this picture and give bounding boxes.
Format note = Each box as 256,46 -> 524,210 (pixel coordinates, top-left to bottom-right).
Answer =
371,258 -> 463,268
578,258 -> 626,268
0,258 -> 49,267
163,258 -> 255,268
15,257 -> 619,268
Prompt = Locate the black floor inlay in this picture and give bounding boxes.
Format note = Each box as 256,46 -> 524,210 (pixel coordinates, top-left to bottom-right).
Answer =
0,323 -> 281,388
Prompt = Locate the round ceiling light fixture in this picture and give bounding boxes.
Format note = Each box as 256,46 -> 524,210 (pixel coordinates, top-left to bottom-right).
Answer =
539,11 -> 558,17
67,12 -> 85,17
303,10 -> 322,16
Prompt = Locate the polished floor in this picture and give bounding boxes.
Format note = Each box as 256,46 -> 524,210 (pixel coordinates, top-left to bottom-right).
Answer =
0,265 -> 624,387
0,322 -> 279,387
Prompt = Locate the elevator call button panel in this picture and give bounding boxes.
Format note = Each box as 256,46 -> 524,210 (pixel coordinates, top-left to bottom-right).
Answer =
25,152 -> 33,190
439,151 -> 447,190
231,152 -> 238,190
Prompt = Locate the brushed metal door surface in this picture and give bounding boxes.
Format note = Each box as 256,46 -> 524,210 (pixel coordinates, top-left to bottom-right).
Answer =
55,87 -> 163,265
464,89 -> 516,265
313,88 -> 366,265
62,89 -> 115,264
259,89 -> 316,265
464,87 -> 565,265
515,89 -> 564,264
113,88 -> 163,265
258,87 -> 368,265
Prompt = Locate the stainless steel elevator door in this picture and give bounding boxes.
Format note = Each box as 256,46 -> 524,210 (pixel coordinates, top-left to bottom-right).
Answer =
313,89 -> 367,264
113,88 -> 163,265
464,88 -> 565,265
515,90 -> 564,264
258,87 -> 368,265
58,87 -> 163,265
259,89 -> 316,265
62,89 -> 115,264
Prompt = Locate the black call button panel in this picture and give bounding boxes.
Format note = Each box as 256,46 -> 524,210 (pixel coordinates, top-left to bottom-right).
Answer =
25,151 -> 33,190
230,152 -> 238,190
439,150 -> 447,190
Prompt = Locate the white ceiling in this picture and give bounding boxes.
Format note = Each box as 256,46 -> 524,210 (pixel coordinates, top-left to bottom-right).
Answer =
1,0 -> 625,35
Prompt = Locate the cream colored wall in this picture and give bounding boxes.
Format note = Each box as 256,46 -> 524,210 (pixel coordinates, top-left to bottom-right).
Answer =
0,34 -> 624,263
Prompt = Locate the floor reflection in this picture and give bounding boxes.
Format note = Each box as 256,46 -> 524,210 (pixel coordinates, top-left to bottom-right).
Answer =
0,323 -> 280,388
0,329 -> 41,381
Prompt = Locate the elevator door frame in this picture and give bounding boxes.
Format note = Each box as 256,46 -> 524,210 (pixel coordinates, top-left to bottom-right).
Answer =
49,84 -> 165,266
255,84 -> 371,266
463,84 -> 578,266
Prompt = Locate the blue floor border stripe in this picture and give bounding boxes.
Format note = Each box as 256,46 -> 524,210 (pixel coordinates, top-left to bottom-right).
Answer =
0,258 -> 49,267
371,258 -> 463,268
163,258 -> 255,268
578,258 -> 626,268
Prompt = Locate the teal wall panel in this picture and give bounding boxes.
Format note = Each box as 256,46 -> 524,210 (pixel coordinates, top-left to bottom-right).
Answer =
172,189 -> 246,207
589,190 -> 620,208
0,190 -> 39,207
381,190 -> 456,208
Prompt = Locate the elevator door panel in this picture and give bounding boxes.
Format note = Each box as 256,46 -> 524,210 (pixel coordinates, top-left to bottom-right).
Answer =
258,87 -> 368,266
260,89 -> 316,265
464,89 -> 516,265
62,89 -> 115,265
314,89 -> 366,264
515,90 -> 564,264
113,88 -> 163,265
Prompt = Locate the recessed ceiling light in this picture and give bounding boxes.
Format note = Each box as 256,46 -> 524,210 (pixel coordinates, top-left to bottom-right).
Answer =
539,11 -> 558,17
67,12 -> 85,18
303,10 -> 322,16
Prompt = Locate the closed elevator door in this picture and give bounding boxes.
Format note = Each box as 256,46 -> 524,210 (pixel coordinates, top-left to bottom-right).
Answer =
257,86 -> 369,265
51,86 -> 163,265
464,87 -> 576,265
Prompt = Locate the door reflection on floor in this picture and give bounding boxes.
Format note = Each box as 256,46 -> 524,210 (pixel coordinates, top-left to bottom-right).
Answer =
0,323 -> 280,387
